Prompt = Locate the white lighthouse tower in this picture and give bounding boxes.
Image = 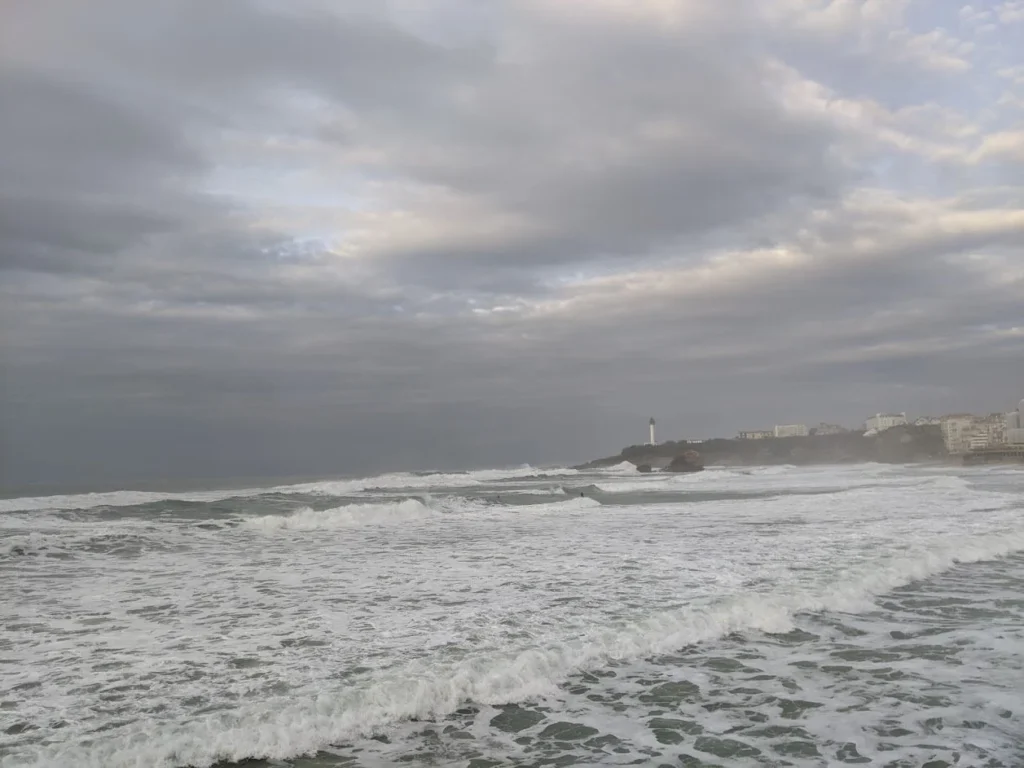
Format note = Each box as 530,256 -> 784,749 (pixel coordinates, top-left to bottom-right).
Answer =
648,417 -> 656,446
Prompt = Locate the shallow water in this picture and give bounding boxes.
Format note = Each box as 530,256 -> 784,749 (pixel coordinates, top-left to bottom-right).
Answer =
1,463 -> 1022,767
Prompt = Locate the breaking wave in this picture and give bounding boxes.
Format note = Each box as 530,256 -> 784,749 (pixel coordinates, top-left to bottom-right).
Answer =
284,466 -> 577,497
244,495 -> 600,532
0,466 -> 579,513
23,524 -> 1024,768
518,496 -> 602,514
244,499 -> 442,532
0,529 -> 171,560
0,488 -> 260,514
595,461 -> 638,473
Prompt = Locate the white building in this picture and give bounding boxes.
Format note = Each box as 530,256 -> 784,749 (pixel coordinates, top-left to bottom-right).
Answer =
864,412 -> 907,432
914,416 -> 941,426
968,435 -> 990,451
1008,400 -> 1024,445
774,424 -> 809,438
738,430 -> 773,440
815,423 -> 848,435
941,415 -> 976,454
943,411 -> 1014,453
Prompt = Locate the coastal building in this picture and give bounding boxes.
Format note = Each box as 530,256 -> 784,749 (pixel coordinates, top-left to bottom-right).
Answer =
774,424 -> 809,438
1008,400 -> 1024,445
968,435 -> 990,451
943,412 -> 1012,453
941,415 -> 976,454
814,423 -> 848,436
958,400 -> 1024,462
738,430 -> 773,440
914,416 -> 941,426
647,417 -> 656,446
983,413 -> 1006,446
864,412 -> 907,432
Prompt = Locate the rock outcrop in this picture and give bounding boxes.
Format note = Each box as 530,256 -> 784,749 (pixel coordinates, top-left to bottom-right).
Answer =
665,450 -> 704,473
575,425 -> 946,470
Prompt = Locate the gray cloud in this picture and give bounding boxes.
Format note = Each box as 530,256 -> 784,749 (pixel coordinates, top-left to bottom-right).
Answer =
0,65 -> 207,275
1,0 -> 1022,488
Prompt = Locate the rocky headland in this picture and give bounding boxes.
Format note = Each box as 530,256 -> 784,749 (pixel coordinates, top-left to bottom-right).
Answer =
576,424 -> 947,470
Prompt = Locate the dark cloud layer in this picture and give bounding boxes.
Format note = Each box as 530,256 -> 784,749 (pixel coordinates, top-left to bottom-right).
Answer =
1,0 -> 1022,488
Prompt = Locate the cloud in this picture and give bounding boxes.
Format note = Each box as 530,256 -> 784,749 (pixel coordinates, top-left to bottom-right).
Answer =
997,1 -> 1024,23
972,131 -> 1024,162
1,0 -> 1022,485
887,28 -> 974,73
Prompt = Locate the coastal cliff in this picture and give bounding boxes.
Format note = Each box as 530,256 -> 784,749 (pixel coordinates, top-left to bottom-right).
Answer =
577,424 -> 947,469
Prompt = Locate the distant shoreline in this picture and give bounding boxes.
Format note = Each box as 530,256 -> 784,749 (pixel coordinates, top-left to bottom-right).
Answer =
576,425 -> 951,470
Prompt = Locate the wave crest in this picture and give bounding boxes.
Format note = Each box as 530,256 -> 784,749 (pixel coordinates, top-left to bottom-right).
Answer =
0,466 -> 579,513
244,499 -> 440,532
244,494 -> 600,532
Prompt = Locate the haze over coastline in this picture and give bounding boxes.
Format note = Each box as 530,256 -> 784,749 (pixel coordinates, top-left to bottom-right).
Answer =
2,0 -> 1024,489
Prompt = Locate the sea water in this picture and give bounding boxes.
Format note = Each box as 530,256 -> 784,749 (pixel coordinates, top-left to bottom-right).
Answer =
1,463 -> 1022,767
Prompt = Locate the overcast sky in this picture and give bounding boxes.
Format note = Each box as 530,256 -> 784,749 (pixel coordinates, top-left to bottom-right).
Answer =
1,0 -> 1022,487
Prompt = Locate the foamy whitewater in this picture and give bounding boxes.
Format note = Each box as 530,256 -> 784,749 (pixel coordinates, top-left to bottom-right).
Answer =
2,463 -> 1022,767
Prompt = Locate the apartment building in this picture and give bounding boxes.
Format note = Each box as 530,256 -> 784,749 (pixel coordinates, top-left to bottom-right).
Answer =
1008,399 -> 1024,445
942,412 -> 1011,453
814,423 -> 848,435
941,415 -> 976,454
737,430 -> 773,440
864,412 -> 908,432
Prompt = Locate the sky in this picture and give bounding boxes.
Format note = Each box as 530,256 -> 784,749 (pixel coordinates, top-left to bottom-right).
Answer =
1,0 -> 1022,487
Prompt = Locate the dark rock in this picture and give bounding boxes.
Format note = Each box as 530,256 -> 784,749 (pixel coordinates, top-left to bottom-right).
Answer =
538,721 -> 599,740
635,464 -> 653,473
651,728 -> 684,745
694,736 -> 761,758
489,705 -> 545,733
639,680 -> 701,704
665,450 -> 705,473
647,717 -> 703,735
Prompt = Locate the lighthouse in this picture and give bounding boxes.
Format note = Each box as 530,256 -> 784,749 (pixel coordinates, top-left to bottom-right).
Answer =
649,417 -> 656,446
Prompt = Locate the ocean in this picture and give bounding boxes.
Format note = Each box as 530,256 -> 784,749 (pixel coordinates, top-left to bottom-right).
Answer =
1,462 -> 1022,768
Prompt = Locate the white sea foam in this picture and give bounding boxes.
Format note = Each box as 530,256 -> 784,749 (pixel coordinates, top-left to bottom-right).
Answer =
0,532 -> 50,558
596,461 -> 639,473
284,466 -> 577,497
0,520 -> 175,559
13,525 -> 1024,768
489,486 -> 568,497
592,478 -> 669,493
513,496 -> 602,514
244,500 -> 438,532
0,487 -> 264,513
3,463 -> 1022,768
0,465 -> 578,513
242,495 -> 595,533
